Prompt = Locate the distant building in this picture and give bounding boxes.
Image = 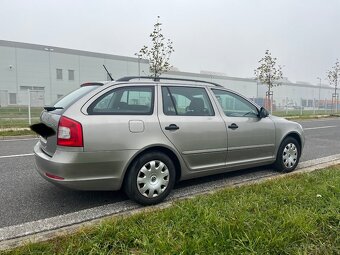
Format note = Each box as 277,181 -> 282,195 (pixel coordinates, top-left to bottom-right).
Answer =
0,40 -> 334,108
0,40 -> 148,106
200,70 -> 227,76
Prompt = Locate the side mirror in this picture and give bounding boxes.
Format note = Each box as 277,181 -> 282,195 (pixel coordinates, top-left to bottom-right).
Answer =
258,107 -> 269,118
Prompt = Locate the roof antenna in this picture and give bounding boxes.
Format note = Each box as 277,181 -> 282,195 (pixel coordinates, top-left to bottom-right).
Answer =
103,65 -> 114,81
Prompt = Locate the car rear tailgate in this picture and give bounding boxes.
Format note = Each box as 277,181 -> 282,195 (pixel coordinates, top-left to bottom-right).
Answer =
34,83 -> 104,156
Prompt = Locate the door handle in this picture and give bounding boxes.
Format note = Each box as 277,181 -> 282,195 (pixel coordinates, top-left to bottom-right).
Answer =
165,124 -> 179,131
228,123 -> 238,129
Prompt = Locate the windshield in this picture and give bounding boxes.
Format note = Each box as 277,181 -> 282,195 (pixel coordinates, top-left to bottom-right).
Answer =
53,86 -> 99,108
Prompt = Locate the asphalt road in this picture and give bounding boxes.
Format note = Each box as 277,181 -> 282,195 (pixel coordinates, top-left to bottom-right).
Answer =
0,118 -> 339,228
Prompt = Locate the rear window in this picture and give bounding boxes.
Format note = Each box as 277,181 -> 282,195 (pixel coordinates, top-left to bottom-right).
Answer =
88,86 -> 154,115
53,85 -> 99,108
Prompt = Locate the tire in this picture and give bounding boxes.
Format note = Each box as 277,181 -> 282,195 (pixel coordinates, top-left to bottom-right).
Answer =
274,137 -> 301,173
124,152 -> 176,205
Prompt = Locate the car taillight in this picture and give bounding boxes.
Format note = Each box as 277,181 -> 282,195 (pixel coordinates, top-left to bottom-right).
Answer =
57,116 -> 83,147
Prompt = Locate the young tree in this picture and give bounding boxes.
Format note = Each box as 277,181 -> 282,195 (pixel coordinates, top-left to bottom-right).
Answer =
254,50 -> 283,114
327,59 -> 340,113
138,16 -> 174,79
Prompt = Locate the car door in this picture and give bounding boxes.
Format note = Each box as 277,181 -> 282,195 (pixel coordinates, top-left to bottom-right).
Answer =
158,85 -> 227,171
82,85 -> 163,152
211,89 -> 276,166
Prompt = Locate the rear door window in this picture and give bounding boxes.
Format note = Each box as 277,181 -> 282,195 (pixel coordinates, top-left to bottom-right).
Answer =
88,86 -> 154,115
162,86 -> 214,116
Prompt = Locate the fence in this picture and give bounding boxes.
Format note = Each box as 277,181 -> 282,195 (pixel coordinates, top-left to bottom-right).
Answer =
1,92 -> 339,131
0,90 -> 45,129
252,96 -> 340,116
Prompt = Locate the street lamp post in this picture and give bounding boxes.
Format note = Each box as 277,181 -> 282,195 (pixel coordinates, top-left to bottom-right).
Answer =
44,47 -> 54,105
317,77 -> 321,111
331,80 -> 338,114
134,53 -> 142,77
335,77 -> 338,113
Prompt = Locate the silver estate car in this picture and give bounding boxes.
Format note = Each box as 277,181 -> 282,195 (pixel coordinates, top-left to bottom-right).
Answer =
33,77 -> 304,205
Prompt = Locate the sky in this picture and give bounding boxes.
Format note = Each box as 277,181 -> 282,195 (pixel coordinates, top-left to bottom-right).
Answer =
1,0 -> 340,84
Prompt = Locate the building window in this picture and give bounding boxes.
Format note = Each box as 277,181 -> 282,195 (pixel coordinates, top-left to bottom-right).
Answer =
20,86 -> 45,91
9,93 -> 17,104
68,70 -> 75,81
56,69 -> 63,80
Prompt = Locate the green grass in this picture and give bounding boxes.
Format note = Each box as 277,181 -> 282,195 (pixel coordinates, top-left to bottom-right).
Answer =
0,119 -> 40,130
0,129 -> 36,137
0,107 -> 43,119
3,167 -> 339,255
0,107 -> 41,131
273,109 -> 332,117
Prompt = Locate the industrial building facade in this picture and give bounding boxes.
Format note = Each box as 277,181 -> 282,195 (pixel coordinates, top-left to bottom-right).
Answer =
0,40 -> 335,109
0,40 -> 149,106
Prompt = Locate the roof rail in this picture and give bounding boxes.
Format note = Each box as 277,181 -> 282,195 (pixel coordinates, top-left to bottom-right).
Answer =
80,82 -> 105,87
116,76 -> 223,87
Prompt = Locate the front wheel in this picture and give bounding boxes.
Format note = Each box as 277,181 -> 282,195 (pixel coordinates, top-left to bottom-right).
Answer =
274,137 -> 301,173
124,152 -> 176,205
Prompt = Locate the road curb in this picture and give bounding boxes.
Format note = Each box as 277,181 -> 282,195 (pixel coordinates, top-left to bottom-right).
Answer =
1,154 -> 340,251
284,115 -> 338,120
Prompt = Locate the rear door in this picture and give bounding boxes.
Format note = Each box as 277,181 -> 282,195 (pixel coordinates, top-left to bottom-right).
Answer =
158,85 -> 227,171
211,89 -> 276,166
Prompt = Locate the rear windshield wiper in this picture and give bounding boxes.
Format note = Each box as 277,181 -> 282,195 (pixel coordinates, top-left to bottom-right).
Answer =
44,106 -> 64,111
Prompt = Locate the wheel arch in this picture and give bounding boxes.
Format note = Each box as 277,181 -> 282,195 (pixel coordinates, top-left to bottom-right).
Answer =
277,132 -> 303,155
122,145 -> 182,187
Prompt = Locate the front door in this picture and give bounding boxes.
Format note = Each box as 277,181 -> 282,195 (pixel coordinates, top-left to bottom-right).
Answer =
211,89 -> 276,166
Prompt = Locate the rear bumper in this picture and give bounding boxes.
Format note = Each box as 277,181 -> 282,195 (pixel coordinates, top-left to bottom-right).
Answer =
34,142 -> 137,191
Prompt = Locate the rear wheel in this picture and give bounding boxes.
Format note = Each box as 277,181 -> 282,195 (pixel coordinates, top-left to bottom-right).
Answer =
274,137 -> 300,173
124,152 -> 176,205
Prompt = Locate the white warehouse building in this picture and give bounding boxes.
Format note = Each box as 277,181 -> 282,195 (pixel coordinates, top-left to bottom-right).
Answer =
0,40 -> 335,109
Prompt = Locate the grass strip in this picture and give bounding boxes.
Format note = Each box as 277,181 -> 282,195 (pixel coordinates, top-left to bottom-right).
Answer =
0,119 -> 39,129
3,167 -> 339,254
0,129 -> 36,137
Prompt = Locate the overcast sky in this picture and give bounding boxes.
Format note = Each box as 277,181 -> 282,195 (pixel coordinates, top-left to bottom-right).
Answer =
1,0 -> 340,84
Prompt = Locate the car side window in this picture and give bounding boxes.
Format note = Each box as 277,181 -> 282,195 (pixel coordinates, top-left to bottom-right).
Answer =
88,86 -> 154,115
212,89 -> 258,117
162,86 -> 214,116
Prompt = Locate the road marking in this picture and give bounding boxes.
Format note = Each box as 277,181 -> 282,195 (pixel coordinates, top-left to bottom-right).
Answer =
304,125 -> 337,130
0,138 -> 38,142
0,153 -> 34,159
